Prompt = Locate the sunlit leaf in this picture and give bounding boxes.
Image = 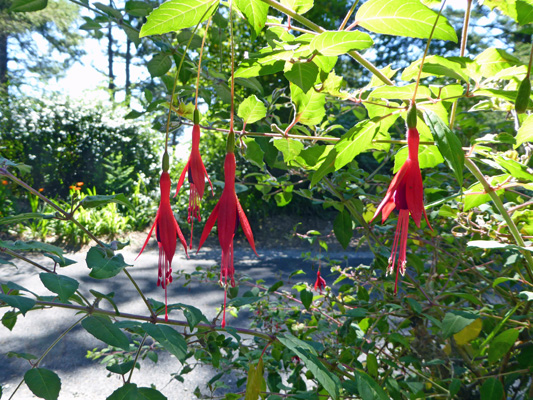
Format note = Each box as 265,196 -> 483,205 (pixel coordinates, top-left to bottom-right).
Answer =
310,31 -> 373,56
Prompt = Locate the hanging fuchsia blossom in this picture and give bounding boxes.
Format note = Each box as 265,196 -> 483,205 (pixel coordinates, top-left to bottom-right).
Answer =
175,110 -> 213,248
198,132 -> 258,327
371,108 -> 432,294
314,270 -> 326,293
137,153 -> 188,321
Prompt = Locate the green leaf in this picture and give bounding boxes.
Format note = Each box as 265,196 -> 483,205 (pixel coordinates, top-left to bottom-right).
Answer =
441,312 -> 478,339
235,0 -> 268,39
300,289 -> 313,310
24,368 -> 61,400
278,334 -> 340,399
493,156 -> 533,182
480,378 -> 504,400
453,318 -> 482,346
0,294 -> 36,315
488,328 -> 519,363
107,383 -> 138,400
0,240 -> 67,266
86,247 -> 130,279
9,0 -> 47,12
81,193 -> 134,210
475,47 -> 521,78
519,291 -> 533,302
106,361 -> 136,375
356,370 -> 389,400
2,310 -> 17,331
355,0 -> 457,42
125,1 -> 153,17
310,31 -> 373,56
235,59 -> 285,79
7,351 -> 37,360
137,387 -> 167,400
243,138 -> 265,167
140,0 -> 218,37
0,213 -> 54,225
274,139 -> 304,163
515,114 -> 533,149
39,273 -> 79,303
423,109 -> 464,187
94,2 -> 122,18
280,0 -> 313,14
333,210 -> 352,250
142,323 -> 188,363
90,290 -> 120,315
170,303 -> 209,330
393,145 -> 444,173
244,358 -> 265,400
334,120 -> 379,170
237,95 -> 267,125
147,53 -> 172,77
284,62 -> 319,93
291,83 -> 325,126
517,0 -> 533,25
370,83 -> 432,100
82,315 -> 130,351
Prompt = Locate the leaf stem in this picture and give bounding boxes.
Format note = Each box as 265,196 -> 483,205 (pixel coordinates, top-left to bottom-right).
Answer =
8,315 -> 87,400
464,157 -> 533,283
449,0 -> 472,127
411,0 -> 447,104
259,0 -> 394,86
339,0 -> 360,31
229,0 -> 235,133
126,333 -> 148,383
0,248 -> 55,274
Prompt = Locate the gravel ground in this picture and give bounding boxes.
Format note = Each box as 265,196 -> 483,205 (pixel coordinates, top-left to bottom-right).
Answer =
0,226 -> 372,400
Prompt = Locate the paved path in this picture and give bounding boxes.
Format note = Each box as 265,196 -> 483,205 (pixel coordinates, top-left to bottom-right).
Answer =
0,240 -> 372,399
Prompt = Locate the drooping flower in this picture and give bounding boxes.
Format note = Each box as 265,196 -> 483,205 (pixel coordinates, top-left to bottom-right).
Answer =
175,112 -> 213,249
314,270 -> 326,293
198,132 -> 258,327
137,153 -> 188,321
371,121 -> 432,294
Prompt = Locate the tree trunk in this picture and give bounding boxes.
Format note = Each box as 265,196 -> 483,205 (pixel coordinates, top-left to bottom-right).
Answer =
107,16 -> 115,100
0,32 -> 8,96
125,38 -> 131,106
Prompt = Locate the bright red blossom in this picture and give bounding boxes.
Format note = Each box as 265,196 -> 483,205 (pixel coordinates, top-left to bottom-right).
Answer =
314,270 -> 326,293
198,150 -> 258,327
371,127 -> 432,294
137,171 -> 188,321
176,124 -> 213,248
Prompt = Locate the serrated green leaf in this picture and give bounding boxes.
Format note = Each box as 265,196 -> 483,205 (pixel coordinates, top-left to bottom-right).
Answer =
370,83 -> 432,100
300,289 -> 313,309
454,318 -> 482,345
480,378 -> 504,400
82,315 -> 130,351
24,368 -> 61,400
475,47 -> 521,78
274,139 -> 304,163
441,312 -> 478,339
81,193 -> 133,210
355,0 -> 457,42
9,0 -> 47,12
334,120 -> 379,170
291,83 -> 325,126
278,334 -> 340,399
2,310 -> 17,330
238,95 -> 267,125
243,138 -> 265,167
488,328 -> 519,363
423,109 -> 464,187
140,0 -> 218,37
39,273 -> 79,303
86,247 -> 130,279
310,31 -> 373,56
142,323 -> 187,363
284,62 -> 319,93
244,358 -> 265,400
0,294 -> 36,315
235,0 -> 268,39
515,114 -> 533,149
280,0 -> 313,14
170,303 -> 209,330
333,210 -> 352,250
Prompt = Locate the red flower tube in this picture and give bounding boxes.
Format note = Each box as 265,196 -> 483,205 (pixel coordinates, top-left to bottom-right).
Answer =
198,132 -> 258,327
371,124 -> 432,294
175,118 -> 213,248
137,154 -> 188,321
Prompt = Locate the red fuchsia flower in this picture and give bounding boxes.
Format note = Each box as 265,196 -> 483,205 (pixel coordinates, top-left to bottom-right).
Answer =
198,132 -> 258,328
175,111 -> 213,248
314,270 -> 326,293
371,109 -> 432,295
137,153 -> 188,321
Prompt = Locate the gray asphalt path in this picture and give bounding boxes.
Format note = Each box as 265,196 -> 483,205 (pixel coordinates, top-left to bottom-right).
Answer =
0,240 -> 372,399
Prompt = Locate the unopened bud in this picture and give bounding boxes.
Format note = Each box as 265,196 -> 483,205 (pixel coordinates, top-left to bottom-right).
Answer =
406,102 -> 417,129
194,108 -> 200,125
515,77 -> 531,114
162,151 -> 169,172
226,131 -> 235,154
